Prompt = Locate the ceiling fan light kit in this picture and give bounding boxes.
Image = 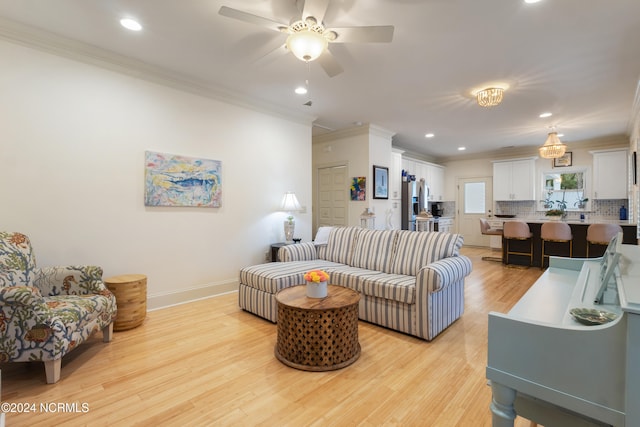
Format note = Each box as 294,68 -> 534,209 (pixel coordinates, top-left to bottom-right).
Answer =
538,131 -> 567,159
286,24 -> 329,62
476,87 -> 504,107
219,0 -> 393,77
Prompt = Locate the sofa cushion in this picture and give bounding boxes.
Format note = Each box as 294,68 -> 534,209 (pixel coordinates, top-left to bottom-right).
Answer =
390,231 -> 464,276
314,226 -> 332,245
240,260 -> 344,294
350,229 -> 397,273
360,273 -> 416,304
322,227 -> 362,264
325,266 -> 383,293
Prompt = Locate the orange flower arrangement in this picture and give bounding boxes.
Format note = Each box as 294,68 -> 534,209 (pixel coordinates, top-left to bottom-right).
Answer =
304,270 -> 329,283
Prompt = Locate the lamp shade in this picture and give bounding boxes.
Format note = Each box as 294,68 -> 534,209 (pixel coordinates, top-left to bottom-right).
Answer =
286,30 -> 328,62
538,132 -> 567,159
280,192 -> 301,212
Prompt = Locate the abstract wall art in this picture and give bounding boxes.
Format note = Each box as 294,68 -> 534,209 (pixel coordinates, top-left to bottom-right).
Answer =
144,151 -> 222,207
350,177 -> 366,201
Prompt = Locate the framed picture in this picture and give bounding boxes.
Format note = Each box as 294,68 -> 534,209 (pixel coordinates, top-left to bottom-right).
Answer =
373,165 -> 389,199
144,151 -> 222,207
350,177 -> 366,201
553,152 -> 572,167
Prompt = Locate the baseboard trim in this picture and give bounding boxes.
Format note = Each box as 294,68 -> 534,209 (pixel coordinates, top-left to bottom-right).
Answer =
147,280 -> 239,311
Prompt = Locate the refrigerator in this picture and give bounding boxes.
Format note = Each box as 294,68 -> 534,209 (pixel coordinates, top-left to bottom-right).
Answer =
401,178 -> 426,230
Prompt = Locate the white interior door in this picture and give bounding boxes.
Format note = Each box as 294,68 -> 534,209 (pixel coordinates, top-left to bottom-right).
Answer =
457,177 -> 493,246
316,165 -> 348,234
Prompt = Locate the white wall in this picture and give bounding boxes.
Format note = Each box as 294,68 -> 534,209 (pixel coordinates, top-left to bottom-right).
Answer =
312,125 -> 394,231
0,39 -> 313,308
368,126 -> 394,228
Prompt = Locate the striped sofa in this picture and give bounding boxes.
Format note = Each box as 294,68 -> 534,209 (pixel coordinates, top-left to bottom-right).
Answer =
239,227 -> 472,341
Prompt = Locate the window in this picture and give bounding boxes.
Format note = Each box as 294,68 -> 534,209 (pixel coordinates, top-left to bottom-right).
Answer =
542,168 -> 588,211
464,182 -> 486,214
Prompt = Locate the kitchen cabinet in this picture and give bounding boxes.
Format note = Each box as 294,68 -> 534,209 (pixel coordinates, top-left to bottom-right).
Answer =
401,158 -> 416,179
591,149 -> 628,199
436,217 -> 454,233
493,158 -> 536,201
426,164 -> 444,201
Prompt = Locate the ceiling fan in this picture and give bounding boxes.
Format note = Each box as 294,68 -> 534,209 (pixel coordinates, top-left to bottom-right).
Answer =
218,0 -> 394,77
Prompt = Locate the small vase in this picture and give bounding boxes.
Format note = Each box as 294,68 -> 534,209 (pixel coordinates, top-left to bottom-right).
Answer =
306,281 -> 327,298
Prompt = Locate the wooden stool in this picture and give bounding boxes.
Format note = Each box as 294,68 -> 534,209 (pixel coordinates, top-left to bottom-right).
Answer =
104,274 -> 147,331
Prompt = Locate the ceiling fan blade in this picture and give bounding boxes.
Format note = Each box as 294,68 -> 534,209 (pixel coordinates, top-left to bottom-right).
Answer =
302,0 -> 330,24
218,6 -> 287,32
253,44 -> 289,67
317,50 -> 344,77
329,26 -> 394,43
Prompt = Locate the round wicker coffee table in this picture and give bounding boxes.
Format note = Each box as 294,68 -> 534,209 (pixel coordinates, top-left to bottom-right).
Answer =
274,284 -> 360,371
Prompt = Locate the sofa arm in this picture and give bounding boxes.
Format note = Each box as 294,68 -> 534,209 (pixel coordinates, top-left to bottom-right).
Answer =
32,265 -> 108,296
417,256 -> 472,293
279,242 -> 319,262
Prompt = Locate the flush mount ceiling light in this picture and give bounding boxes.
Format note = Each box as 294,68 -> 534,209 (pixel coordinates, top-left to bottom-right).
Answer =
538,130 -> 567,159
120,18 -> 142,31
476,87 -> 504,107
285,19 -> 333,62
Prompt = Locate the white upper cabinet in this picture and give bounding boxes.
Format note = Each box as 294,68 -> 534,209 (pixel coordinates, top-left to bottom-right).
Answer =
591,149 -> 628,199
426,164 -> 444,201
493,158 -> 536,201
401,158 -> 416,179
402,158 -> 446,201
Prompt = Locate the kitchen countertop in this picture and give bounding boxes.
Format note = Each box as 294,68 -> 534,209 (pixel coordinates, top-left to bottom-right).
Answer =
488,216 -> 636,226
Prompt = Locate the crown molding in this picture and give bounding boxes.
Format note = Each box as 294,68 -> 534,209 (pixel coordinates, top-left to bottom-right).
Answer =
312,124 -> 368,143
436,134 -> 629,163
0,17 -> 316,126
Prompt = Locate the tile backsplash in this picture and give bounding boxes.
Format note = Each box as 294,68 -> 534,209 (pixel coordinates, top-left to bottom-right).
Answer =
495,199 -> 629,221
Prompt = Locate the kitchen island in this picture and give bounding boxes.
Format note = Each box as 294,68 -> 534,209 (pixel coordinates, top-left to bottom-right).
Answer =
488,217 -> 637,267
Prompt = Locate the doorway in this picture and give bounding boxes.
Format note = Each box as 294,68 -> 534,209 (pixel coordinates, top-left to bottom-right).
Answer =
456,177 -> 493,246
316,165 -> 348,234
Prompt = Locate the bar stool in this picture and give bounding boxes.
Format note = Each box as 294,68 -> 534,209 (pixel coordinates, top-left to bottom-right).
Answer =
586,223 -> 622,257
479,218 -> 502,262
541,222 -> 573,268
503,221 -> 533,266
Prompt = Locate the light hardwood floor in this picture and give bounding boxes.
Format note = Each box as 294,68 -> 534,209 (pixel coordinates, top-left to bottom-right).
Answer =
1,247 -> 544,427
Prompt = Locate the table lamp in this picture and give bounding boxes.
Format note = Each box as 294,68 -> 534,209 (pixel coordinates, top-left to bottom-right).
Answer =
280,191 -> 301,243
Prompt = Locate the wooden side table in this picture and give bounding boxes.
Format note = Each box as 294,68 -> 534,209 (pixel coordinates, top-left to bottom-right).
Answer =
270,242 -> 291,262
104,274 -> 147,331
275,285 -> 360,371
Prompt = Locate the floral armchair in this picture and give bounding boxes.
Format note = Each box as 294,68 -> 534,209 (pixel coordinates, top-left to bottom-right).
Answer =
0,231 -> 117,383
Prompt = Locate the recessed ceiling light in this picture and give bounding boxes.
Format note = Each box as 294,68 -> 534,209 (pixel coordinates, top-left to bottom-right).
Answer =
295,86 -> 307,95
524,0 -> 542,3
539,112 -> 553,118
458,146 -> 466,151
120,18 -> 142,31
557,133 -> 564,138
425,133 -> 435,138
